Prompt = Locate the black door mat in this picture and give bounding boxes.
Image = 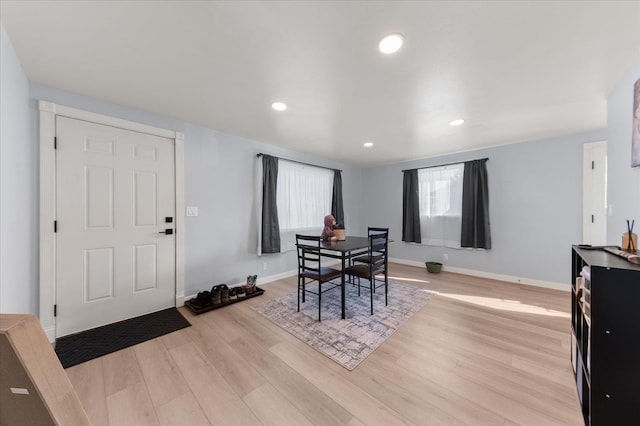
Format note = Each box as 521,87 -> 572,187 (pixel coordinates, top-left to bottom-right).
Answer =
54,307 -> 191,369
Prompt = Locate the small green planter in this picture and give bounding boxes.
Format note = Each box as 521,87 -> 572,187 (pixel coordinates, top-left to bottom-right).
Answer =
425,261 -> 443,273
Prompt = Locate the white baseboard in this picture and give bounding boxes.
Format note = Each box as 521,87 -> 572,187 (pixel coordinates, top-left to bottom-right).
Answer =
42,325 -> 56,343
389,258 -> 570,291
175,293 -> 185,307
257,268 -> 299,285
183,258 -> 569,302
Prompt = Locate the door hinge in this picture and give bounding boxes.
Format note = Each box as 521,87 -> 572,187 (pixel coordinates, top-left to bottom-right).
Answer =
592,214 -> 595,223
54,137 -> 57,149
54,220 -> 57,233
591,160 -> 594,170
54,304 -> 57,317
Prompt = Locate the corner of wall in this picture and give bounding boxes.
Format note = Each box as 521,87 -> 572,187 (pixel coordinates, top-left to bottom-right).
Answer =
0,22 -> 38,315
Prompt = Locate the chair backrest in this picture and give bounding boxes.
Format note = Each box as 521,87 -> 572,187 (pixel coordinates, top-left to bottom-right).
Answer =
368,227 -> 389,255
296,234 -> 322,273
368,227 -> 389,235
369,231 -> 389,268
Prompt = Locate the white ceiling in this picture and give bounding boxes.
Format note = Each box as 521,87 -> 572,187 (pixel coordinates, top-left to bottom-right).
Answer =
2,1 -> 639,167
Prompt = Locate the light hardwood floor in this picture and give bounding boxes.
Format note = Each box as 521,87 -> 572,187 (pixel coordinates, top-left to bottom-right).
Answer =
66,263 -> 583,426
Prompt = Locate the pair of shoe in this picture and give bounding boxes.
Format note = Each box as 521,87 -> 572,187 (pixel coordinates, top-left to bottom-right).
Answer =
235,286 -> 246,298
210,285 -> 221,304
192,290 -> 212,308
210,284 -> 230,304
220,284 -> 230,303
230,287 -> 249,300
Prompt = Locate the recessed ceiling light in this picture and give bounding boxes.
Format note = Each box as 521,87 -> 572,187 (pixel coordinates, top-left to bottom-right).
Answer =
378,33 -> 404,54
449,119 -> 465,126
364,142 -> 374,148
271,102 -> 287,111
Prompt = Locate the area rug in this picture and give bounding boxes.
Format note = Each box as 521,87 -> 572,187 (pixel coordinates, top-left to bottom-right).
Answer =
55,307 -> 191,369
252,280 -> 431,370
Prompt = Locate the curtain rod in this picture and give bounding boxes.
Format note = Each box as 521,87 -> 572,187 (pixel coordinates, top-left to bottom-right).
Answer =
402,157 -> 488,173
256,153 -> 342,172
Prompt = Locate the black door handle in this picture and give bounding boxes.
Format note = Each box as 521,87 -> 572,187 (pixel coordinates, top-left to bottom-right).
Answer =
159,229 -> 174,235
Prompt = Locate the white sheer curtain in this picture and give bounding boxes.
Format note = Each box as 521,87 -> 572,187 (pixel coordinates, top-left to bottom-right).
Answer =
277,160 -> 333,252
418,163 -> 464,247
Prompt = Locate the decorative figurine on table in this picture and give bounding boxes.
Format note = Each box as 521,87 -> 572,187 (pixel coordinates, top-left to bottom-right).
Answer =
321,214 -> 338,241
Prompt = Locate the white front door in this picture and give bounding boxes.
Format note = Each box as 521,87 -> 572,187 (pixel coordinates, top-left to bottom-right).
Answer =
582,141 -> 607,246
55,116 -> 176,337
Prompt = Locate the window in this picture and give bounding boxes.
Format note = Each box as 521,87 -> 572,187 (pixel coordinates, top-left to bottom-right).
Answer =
418,163 -> 464,247
276,160 -> 333,250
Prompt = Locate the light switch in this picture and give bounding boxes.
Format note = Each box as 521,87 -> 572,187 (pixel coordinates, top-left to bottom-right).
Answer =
186,206 -> 199,217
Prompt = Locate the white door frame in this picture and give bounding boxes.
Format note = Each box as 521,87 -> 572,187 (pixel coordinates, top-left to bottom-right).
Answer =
39,100 -> 185,342
582,140 -> 607,245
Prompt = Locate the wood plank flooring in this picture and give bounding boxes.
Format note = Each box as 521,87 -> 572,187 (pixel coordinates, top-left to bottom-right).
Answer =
66,263 -> 583,425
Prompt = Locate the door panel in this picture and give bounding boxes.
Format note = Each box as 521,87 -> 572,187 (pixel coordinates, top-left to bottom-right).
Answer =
85,166 -> 114,229
134,171 -> 157,227
134,244 -> 158,292
56,116 -> 175,337
84,248 -> 114,301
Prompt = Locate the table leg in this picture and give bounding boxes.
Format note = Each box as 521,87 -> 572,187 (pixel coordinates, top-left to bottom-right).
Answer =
341,254 -> 346,319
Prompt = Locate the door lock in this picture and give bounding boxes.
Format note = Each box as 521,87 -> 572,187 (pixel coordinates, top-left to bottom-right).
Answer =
159,229 -> 174,235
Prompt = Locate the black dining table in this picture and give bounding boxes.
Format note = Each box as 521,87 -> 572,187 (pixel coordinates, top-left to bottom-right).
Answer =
318,236 -> 370,319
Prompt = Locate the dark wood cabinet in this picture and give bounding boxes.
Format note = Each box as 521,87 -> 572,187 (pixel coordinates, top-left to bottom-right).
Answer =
571,246 -> 640,425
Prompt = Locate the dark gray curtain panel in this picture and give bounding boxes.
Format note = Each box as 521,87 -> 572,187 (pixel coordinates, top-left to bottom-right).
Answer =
331,170 -> 344,226
461,159 -> 491,249
402,169 -> 421,243
261,154 -> 281,253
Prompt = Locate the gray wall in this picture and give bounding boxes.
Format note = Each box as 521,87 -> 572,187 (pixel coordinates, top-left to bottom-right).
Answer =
28,82 -> 363,300
606,58 -> 640,244
1,19 -> 363,315
0,25 -> 38,314
361,129 -> 607,286
178,123 -> 363,292
362,58 -> 638,285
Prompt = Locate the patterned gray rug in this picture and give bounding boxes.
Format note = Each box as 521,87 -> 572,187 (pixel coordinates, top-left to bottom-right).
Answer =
252,280 -> 431,370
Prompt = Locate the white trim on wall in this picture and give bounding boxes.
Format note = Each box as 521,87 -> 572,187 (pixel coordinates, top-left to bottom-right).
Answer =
38,101 -> 185,341
175,132 -> 185,307
389,257 -> 569,291
582,141 -> 607,245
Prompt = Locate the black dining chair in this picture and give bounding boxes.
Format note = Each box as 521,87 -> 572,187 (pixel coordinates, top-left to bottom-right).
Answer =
351,226 -> 389,295
351,227 -> 389,291
296,234 -> 342,321
345,230 -> 389,315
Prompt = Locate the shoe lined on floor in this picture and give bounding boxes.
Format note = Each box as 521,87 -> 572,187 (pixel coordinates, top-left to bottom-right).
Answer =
192,290 -> 212,308
220,284 -> 230,303
210,285 -> 222,305
236,286 -> 246,298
